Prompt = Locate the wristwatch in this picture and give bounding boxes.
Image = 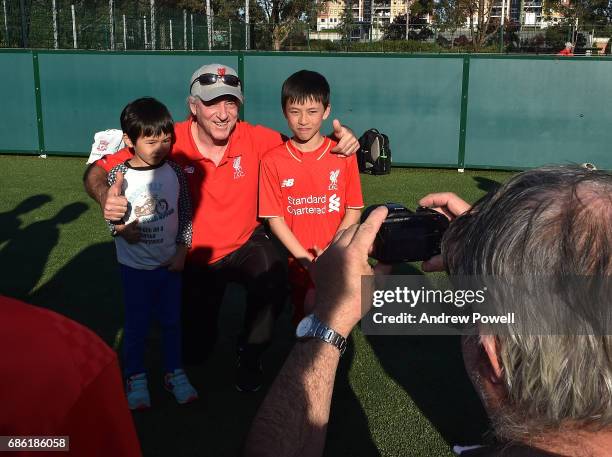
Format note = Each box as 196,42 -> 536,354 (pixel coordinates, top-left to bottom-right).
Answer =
296,314 -> 347,356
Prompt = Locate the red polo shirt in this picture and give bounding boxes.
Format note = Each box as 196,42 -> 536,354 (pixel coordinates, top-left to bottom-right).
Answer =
258,137 -> 363,252
0,295 -> 141,456
96,119 -> 283,264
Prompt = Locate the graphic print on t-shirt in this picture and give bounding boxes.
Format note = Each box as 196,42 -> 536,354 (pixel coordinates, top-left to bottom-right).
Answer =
129,184 -> 174,223
108,161 -> 192,269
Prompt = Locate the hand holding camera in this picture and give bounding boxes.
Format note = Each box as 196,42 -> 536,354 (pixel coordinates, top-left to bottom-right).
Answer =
360,202 -> 450,264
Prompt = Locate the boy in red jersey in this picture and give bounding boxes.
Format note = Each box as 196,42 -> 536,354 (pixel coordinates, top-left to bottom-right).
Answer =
259,70 -> 364,326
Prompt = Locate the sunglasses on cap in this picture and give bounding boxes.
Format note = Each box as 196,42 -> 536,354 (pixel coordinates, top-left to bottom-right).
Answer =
190,73 -> 242,91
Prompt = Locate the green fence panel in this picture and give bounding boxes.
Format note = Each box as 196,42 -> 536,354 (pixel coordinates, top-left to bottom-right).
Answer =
465,56 -> 612,170
243,54 -> 464,167
37,52 -> 238,155
3,51 -> 612,170
0,51 -> 39,153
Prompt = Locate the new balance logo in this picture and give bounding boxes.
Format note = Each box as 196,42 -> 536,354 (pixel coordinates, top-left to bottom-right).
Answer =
282,178 -> 295,188
328,194 -> 341,213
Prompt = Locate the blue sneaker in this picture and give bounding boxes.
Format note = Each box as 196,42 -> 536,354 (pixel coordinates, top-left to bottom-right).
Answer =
126,373 -> 151,410
164,369 -> 198,404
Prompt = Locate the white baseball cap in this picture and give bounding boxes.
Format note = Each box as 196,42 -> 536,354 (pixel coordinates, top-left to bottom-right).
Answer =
189,63 -> 243,103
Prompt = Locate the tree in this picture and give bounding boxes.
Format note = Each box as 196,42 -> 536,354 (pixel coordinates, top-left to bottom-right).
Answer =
173,0 -> 251,21
383,0 -> 433,40
338,0 -> 355,47
258,0 -> 323,50
544,0 -> 611,27
435,0 -> 468,45
465,0 -> 500,49
435,0 -> 500,50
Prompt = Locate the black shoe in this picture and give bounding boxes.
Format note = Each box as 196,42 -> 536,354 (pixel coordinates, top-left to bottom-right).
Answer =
235,344 -> 266,392
235,358 -> 264,392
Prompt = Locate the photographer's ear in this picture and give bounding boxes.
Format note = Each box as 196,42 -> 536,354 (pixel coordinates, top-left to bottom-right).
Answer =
480,335 -> 503,383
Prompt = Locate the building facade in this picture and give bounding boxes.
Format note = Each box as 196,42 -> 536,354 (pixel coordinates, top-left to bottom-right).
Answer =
317,0 -> 413,31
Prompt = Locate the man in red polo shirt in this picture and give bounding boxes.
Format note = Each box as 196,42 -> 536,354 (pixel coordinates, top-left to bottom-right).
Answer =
83,63 -> 359,392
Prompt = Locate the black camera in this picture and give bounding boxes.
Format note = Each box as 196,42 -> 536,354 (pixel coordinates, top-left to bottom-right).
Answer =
360,203 -> 449,263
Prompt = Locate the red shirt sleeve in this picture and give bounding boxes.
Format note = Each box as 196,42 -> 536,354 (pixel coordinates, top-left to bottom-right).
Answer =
59,359 -> 141,457
0,296 -> 141,457
258,155 -> 283,218
94,147 -> 133,172
345,155 -> 364,209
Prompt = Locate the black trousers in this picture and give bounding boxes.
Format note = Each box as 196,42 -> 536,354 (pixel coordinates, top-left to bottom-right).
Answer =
181,225 -> 288,365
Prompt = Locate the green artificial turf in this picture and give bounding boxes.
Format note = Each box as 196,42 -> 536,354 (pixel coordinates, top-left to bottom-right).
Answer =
0,155 -> 514,457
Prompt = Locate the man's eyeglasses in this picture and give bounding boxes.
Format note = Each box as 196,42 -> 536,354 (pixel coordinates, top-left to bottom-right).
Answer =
190,73 -> 242,91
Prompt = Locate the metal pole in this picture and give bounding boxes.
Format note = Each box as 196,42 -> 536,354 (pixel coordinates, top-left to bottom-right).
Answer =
123,14 -> 127,49
183,9 -> 187,50
206,0 -> 211,50
52,0 -> 58,49
405,3 -> 409,40
71,4 -> 77,49
150,0 -> 155,50
370,0 -> 374,41
109,0 -> 115,50
2,0 -> 8,46
169,19 -> 173,50
229,19 -> 231,50
19,0 -> 27,47
406,11 -> 410,40
245,0 -> 249,50
210,2 -> 214,50
190,13 -> 194,49
144,16 -> 148,49
500,0 -> 505,52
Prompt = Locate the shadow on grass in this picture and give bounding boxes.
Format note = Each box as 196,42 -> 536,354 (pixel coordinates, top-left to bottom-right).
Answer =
0,194 -> 52,244
366,263 -> 491,447
325,336 -> 381,457
29,241 -> 124,346
0,202 -> 88,300
1,196 -> 378,456
129,287 -> 379,457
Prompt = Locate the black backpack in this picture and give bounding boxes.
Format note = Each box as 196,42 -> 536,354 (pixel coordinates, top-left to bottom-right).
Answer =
357,129 -> 391,175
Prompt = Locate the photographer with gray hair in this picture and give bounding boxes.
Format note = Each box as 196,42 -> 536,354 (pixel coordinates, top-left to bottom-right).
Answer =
244,165 -> 612,457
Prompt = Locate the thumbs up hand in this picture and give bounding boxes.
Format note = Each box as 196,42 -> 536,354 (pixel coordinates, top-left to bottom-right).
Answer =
108,171 -> 124,197
103,171 -> 129,222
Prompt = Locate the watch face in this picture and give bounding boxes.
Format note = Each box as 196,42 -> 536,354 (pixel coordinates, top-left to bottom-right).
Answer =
296,314 -> 315,337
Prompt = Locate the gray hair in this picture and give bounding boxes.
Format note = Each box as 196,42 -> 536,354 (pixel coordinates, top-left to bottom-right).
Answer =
442,165 -> 612,439
186,95 -> 198,112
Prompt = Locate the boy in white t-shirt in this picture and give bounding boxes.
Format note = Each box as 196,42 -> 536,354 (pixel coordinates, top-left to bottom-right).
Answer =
107,97 -> 197,410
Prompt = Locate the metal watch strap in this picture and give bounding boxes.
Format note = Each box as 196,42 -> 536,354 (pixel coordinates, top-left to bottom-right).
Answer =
311,320 -> 347,356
